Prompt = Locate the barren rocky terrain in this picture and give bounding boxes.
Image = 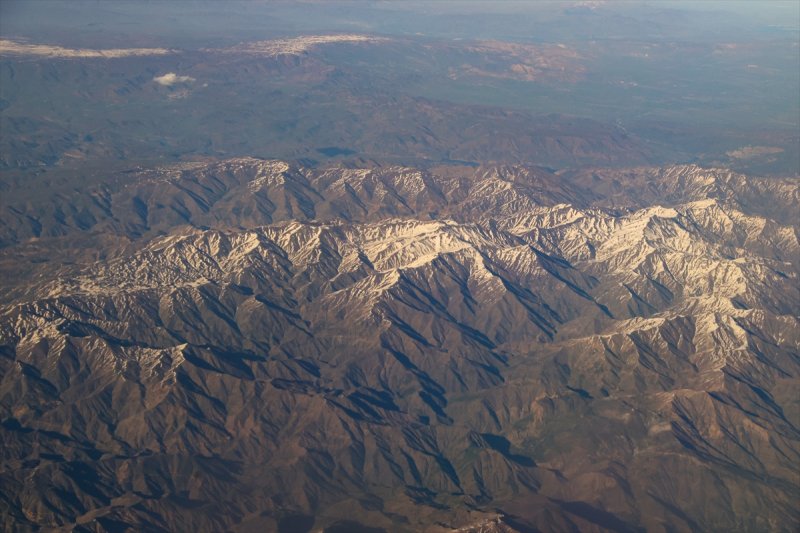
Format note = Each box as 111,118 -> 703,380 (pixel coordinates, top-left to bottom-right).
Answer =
1,2 -> 798,531
1,160 -> 797,531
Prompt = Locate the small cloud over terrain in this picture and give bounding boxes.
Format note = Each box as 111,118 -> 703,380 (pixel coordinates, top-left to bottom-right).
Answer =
153,73 -> 195,86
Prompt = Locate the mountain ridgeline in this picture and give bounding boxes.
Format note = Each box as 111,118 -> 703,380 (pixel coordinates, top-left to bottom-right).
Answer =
0,159 -> 798,532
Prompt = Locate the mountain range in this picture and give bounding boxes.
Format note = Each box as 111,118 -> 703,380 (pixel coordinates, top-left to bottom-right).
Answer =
1,159 -> 797,532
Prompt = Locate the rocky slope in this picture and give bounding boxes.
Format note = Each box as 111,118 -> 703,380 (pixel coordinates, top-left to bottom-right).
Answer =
0,160 -> 798,532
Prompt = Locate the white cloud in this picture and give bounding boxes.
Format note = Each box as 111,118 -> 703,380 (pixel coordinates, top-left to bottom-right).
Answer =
153,72 -> 195,86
